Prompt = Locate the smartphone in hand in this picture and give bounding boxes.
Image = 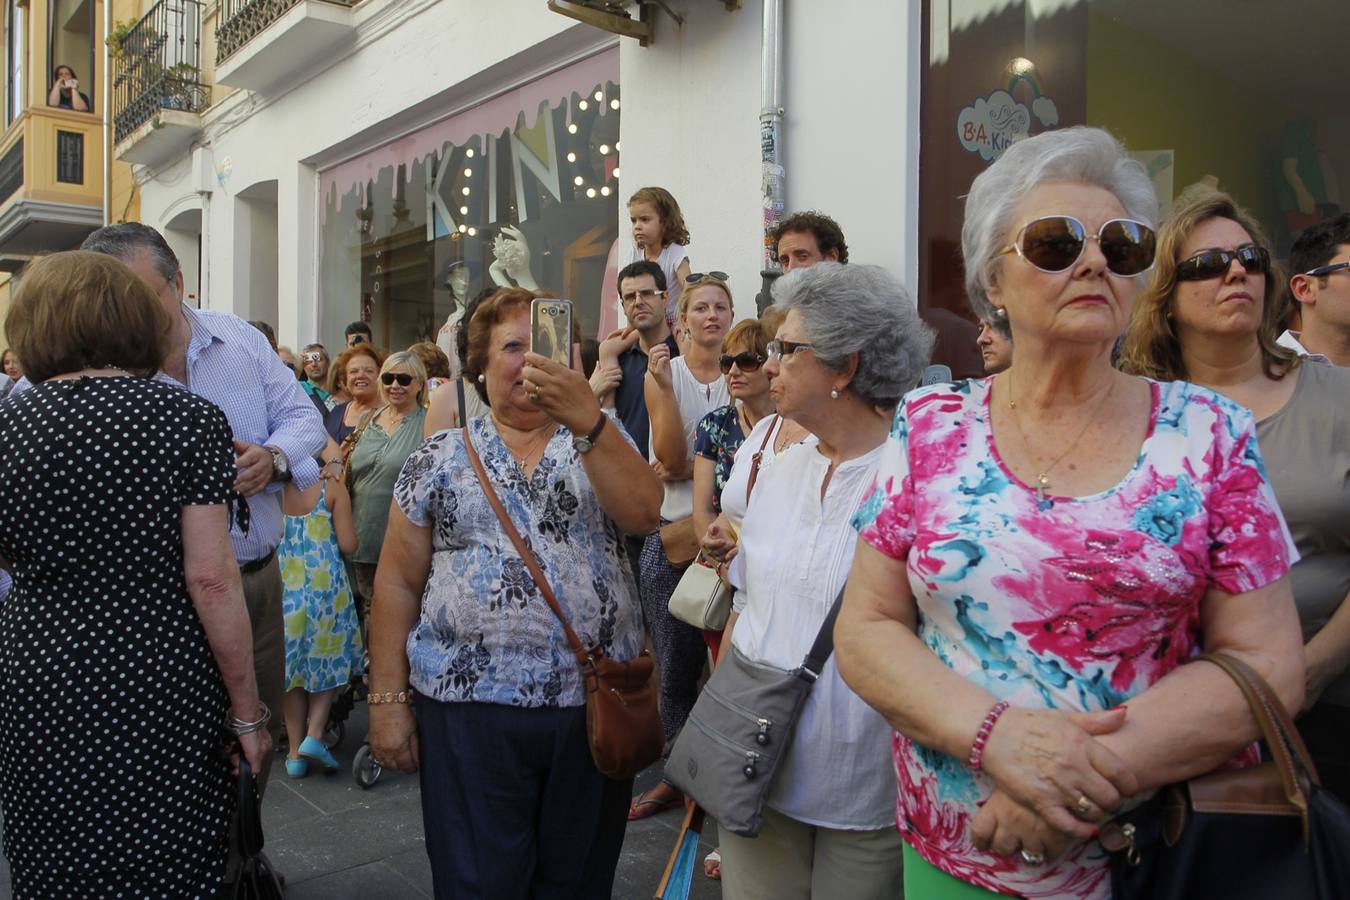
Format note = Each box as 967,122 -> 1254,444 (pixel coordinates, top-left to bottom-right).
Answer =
530,298 -> 573,368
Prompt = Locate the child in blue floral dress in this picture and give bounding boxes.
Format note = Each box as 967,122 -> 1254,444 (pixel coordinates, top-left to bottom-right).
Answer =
278,445 -> 364,777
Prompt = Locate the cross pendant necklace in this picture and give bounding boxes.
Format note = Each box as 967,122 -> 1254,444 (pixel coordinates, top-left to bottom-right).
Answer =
1006,375 -> 1116,512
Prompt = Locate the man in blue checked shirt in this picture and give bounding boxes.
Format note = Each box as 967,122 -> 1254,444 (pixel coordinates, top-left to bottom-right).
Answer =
75,223 -> 327,787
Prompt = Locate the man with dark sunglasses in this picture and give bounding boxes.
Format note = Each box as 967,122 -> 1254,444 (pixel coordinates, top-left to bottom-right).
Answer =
1285,213 -> 1350,366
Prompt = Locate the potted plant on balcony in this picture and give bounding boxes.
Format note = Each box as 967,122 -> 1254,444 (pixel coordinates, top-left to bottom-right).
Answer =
161,63 -> 202,112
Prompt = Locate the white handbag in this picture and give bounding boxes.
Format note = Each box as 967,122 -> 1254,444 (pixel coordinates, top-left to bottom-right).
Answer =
667,415 -> 779,631
668,553 -> 733,630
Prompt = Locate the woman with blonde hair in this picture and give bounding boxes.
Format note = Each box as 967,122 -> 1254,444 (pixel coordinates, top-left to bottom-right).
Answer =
1121,187 -> 1350,803
345,350 -> 427,623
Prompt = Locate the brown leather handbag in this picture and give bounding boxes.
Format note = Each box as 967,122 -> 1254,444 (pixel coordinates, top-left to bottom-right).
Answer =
463,427 -> 664,780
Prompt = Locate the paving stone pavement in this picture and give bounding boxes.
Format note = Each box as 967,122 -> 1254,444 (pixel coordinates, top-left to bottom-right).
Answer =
0,702 -> 721,900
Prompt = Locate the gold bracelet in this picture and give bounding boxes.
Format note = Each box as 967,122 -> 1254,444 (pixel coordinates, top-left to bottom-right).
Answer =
367,689 -> 414,705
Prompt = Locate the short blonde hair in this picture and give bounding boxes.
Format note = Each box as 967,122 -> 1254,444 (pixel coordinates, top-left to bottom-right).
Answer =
380,350 -> 428,405
1119,187 -> 1296,382
4,251 -> 169,383
679,277 -> 733,320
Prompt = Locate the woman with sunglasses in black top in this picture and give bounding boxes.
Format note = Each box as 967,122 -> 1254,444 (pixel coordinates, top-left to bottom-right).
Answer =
346,351 -> 428,624
1121,187 -> 1350,806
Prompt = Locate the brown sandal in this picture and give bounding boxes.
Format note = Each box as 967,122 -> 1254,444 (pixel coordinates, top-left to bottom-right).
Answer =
627,785 -> 684,820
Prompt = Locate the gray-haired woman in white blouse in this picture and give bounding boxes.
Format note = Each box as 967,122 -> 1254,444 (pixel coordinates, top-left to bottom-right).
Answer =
715,262 -> 933,900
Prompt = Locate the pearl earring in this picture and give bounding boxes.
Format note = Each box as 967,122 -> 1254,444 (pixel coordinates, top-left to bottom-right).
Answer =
830,387 -> 840,399
994,307 -> 1007,318
477,373 -> 485,383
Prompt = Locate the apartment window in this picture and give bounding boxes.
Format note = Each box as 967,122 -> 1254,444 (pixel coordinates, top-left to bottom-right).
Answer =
6,0 -> 23,127
48,0 -> 95,108
920,0 -> 1350,376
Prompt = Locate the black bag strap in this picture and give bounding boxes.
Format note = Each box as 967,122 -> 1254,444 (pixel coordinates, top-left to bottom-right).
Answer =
455,377 -> 467,427
796,587 -> 845,683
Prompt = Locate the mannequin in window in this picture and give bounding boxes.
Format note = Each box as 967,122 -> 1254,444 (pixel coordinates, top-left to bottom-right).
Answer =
48,65 -> 90,112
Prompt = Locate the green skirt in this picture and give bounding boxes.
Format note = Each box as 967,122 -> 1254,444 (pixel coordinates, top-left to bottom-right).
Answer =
903,842 -> 1008,898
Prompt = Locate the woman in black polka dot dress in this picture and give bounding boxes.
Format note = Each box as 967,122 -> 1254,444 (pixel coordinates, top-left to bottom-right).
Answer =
0,252 -> 269,898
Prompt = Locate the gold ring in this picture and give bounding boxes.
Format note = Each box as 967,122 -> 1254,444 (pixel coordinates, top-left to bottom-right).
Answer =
529,391 -> 541,402
1076,795 -> 1093,816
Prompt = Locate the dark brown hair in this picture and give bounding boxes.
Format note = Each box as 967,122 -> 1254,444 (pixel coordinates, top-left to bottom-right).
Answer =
465,288 -> 535,403
5,251 -> 170,383
628,187 -> 690,246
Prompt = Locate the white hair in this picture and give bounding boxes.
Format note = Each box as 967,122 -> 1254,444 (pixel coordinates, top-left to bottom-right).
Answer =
961,126 -> 1159,320
771,262 -> 934,407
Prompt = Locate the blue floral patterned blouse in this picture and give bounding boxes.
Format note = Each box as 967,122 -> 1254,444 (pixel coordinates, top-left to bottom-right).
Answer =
692,404 -> 747,513
393,413 -> 645,708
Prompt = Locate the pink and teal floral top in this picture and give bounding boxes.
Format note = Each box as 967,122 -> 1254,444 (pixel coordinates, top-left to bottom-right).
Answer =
853,377 -> 1295,899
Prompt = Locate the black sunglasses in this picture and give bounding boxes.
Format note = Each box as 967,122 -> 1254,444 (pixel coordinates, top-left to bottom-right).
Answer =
1175,245 -> 1269,282
686,271 -> 729,285
998,215 -> 1156,277
718,352 -> 765,374
1304,261 -> 1350,279
380,372 -> 415,386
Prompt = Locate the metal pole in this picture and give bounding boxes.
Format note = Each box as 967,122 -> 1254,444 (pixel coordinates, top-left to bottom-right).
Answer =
102,0 -> 112,224
756,0 -> 784,313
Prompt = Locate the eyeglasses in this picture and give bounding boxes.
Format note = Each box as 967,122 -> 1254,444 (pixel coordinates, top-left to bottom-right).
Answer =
766,339 -> 814,360
686,271 -> 729,285
620,287 -> 663,304
1175,244 -> 1269,282
302,352 -> 324,364
1304,261 -> 1350,279
380,372 -> 415,386
718,352 -> 765,374
997,216 -> 1156,277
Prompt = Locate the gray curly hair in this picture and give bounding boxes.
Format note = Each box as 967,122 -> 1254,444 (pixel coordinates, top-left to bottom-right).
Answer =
961,126 -> 1159,320
771,262 -> 933,409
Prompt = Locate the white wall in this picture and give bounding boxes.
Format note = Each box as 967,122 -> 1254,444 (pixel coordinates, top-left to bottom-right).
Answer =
137,0 -> 922,338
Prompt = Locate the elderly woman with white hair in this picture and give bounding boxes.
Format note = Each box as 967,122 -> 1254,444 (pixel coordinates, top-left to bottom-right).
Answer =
836,125 -> 1306,899
711,262 -> 932,900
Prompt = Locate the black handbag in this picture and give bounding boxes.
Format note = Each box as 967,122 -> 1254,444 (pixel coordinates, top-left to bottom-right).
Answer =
227,758 -> 286,900
1099,653 -> 1350,900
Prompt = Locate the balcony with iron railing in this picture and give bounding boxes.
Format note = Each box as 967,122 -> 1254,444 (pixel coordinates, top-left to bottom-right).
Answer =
215,0 -> 357,92
112,0 -> 209,166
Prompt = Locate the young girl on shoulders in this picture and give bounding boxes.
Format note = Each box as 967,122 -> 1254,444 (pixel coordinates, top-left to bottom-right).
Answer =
627,187 -> 692,344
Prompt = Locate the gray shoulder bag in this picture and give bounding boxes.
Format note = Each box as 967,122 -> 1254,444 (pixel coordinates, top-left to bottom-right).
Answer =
665,587 -> 844,837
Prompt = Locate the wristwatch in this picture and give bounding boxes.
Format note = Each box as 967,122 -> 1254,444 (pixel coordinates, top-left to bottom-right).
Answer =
573,413 -> 607,455
265,445 -> 292,482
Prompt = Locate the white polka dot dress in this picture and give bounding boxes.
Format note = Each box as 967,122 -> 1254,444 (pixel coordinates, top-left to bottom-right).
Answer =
0,376 -> 237,898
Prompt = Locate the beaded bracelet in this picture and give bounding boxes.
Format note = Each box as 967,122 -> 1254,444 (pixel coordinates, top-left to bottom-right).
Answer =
367,689 -> 414,706
967,700 -> 1010,771
226,702 -> 271,736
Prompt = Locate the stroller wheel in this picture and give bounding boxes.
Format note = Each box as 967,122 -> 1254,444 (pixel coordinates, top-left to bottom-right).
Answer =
353,744 -> 382,789
325,719 -> 346,750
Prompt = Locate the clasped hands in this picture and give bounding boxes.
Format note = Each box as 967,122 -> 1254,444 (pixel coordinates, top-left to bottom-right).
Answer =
970,706 -> 1138,864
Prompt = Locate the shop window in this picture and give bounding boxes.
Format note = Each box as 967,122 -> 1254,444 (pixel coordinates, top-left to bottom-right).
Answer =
319,51 -> 621,354
47,0 -> 94,111
5,0 -> 23,127
920,0 -> 1350,377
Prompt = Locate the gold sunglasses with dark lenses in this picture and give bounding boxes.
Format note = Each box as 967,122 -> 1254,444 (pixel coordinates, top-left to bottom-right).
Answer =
1174,245 -> 1270,282
998,215 -> 1157,277
718,352 -> 765,374
686,271 -> 729,285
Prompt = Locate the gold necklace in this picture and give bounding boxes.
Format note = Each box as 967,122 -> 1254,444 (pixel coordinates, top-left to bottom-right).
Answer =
495,419 -> 555,469
1006,374 -> 1116,509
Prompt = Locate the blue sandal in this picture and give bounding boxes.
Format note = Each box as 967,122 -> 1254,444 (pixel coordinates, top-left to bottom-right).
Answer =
298,736 -> 340,773
284,757 -> 309,778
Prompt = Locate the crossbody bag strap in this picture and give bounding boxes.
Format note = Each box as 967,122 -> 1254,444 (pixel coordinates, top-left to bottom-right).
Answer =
796,586 -> 845,683
744,414 -> 780,505
455,378 -> 467,427
462,427 -> 589,666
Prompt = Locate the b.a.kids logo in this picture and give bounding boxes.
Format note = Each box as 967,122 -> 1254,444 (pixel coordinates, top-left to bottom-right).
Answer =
956,67 -> 1059,162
